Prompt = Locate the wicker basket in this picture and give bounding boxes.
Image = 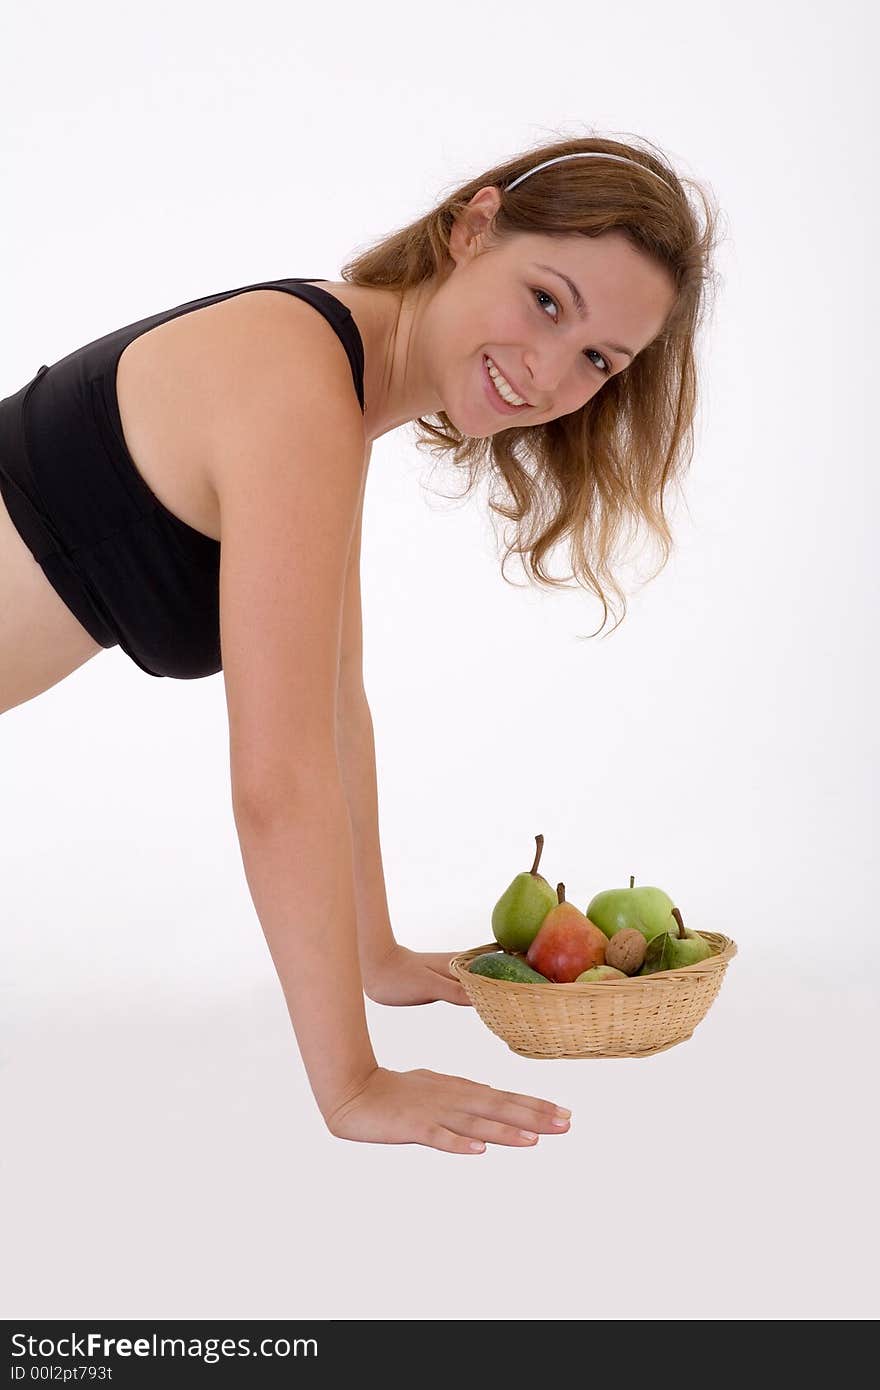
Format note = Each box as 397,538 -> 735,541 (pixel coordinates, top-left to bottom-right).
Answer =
449,932 -> 737,1059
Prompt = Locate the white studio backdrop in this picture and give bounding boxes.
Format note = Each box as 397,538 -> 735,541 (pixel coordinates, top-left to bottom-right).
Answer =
1,0 -> 877,1321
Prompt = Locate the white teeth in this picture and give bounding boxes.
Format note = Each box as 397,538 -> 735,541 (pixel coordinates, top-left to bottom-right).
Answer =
486,356 -> 527,406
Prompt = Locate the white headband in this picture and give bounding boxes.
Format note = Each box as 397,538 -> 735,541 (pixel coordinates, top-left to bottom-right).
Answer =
505,152 -> 672,192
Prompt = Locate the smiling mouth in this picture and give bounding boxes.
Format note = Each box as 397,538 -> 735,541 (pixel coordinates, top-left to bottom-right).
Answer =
482,355 -> 531,413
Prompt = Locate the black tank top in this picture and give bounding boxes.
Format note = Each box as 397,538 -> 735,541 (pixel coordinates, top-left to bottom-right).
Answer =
20,278 -> 365,679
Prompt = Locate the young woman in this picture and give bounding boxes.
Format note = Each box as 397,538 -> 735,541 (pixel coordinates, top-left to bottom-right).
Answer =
0,136 -> 719,1152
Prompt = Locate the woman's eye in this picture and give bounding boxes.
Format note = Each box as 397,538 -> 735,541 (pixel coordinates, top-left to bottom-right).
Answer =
532,288 -> 611,375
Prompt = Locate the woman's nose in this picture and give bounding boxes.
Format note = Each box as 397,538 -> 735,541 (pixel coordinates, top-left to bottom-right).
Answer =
524,348 -> 577,402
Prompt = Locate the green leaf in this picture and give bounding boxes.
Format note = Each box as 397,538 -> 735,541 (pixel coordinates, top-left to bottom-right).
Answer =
641,932 -> 676,975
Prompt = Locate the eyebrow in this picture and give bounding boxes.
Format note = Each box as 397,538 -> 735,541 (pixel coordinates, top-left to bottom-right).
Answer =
533,263 -> 635,362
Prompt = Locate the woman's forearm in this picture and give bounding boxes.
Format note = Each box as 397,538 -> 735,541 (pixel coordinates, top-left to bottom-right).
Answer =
336,697 -> 397,975
233,784 -> 379,1121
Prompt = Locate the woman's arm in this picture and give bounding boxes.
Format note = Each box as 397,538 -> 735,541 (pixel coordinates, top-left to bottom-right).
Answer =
336,693 -> 396,980
334,447 -> 397,979
212,301 -> 378,1115
233,782 -> 378,1120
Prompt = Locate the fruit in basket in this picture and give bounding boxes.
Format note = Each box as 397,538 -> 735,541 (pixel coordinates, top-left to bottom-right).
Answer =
469,952 -> 549,983
575,965 -> 628,982
526,883 -> 607,983
491,833 -> 558,952
586,876 -> 676,942
639,908 -> 714,974
605,928 -> 647,975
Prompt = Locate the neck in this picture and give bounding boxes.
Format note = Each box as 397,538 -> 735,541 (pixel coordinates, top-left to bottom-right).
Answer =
321,278 -> 445,445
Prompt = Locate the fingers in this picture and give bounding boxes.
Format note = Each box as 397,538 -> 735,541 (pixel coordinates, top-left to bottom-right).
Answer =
417,1125 -> 491,1155
431,976 -> 472,1006
417,1109 -> 566,1155
415,1071 -> 572,1136
416,953 -> 473,1004
448,1112 -> 547,1147
421,950 -> 473,977
502,1090 -> 572,1124
474,1081 -> 572,1125
459,1097 -> 570,1135
435,1071 -> 571,1123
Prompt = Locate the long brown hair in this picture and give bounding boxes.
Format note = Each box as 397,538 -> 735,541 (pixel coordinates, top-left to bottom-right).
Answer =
341,133 -> 723,636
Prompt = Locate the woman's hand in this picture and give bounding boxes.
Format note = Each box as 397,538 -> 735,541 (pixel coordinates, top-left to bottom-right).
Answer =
325,1066 -> 572,1153
363,943 -> 473,1006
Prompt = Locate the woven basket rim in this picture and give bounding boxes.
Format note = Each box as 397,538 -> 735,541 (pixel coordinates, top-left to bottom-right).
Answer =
449,932 -> 737,986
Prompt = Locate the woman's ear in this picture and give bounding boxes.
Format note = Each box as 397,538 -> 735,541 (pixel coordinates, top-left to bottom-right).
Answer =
448,186 -> 503,265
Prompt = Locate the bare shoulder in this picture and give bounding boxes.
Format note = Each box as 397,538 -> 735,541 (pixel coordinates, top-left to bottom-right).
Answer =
190,290 -> 367,498
115,287 -> 366,541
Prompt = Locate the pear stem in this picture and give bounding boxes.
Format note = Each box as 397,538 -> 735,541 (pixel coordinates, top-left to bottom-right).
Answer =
530,834 -> 545,877
557,882 -> 566,903
671,907 -> 685,938
630,875 -> 635,888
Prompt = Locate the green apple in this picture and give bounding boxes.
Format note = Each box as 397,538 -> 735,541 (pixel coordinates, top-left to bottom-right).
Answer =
575,965 -> 628,982
491,833 -> 558,952
639,908 -> 714,974
586,876 -> 676,942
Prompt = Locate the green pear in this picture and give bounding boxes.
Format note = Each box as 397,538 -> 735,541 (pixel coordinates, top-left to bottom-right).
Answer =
639,908 -> 714,974
586,875 -> 676,942
491,833 -> 558,952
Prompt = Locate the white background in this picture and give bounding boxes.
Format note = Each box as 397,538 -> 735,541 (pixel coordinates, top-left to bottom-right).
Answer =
1,0 -> 877,1321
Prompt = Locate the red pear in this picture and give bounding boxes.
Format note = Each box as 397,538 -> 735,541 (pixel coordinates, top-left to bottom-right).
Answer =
526,883 -> 607,983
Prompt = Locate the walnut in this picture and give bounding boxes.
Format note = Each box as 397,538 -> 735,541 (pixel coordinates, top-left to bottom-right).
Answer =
605,928 -> 647,975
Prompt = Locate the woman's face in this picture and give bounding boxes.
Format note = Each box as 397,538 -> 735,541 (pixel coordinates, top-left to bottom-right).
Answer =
432,186 -> 677,435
